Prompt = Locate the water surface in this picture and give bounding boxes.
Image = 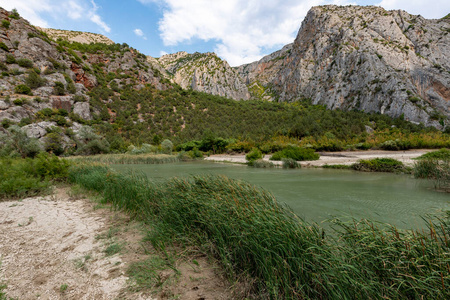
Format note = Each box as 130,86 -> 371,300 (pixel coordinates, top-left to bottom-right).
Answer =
112,161 -> 449,229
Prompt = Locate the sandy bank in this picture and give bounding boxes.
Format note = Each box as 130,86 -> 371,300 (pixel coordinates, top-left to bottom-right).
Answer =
204,149 -> 435,167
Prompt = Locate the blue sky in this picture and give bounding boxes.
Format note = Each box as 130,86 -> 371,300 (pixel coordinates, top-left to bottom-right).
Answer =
1,0 -> 448,66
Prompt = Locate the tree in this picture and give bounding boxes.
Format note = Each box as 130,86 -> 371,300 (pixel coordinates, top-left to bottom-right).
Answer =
161,139 -> 173,154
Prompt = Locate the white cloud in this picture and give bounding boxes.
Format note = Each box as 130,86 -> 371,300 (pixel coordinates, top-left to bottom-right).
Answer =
141,0 -> 446,66
134,28 -> 147,40
160,50 -> 168,56
377,0 -> 450,19
0,0 -> 111,32
147,0 -> 358,66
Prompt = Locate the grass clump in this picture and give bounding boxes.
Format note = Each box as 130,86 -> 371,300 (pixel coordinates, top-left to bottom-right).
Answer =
281,158 -> 300,169
352,158 -> 407,173
69,153 -> 179,165
0,153 -> 71,200
414,150 -> 449,191
270,145 -> 319,161
250,159 -> 274,168
416,148 -> 450,160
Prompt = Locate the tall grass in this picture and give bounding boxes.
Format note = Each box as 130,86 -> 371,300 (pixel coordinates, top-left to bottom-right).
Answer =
414,152 -> 449,191
69,164 -> 450,298
68,153 -> 179,165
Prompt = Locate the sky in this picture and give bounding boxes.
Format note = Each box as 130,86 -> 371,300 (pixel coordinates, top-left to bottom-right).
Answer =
0,0 -> 448,66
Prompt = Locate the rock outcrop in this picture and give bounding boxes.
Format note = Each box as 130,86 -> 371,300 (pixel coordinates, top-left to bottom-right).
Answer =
156,52 -> 250,100
37,27 -> 114,45
240,5 -> 450,128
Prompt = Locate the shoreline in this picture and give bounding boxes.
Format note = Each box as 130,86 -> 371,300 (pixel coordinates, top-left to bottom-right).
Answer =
204,149 -> 435,167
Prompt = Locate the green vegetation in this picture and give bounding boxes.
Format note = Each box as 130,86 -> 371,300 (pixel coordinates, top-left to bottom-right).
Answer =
250,159 -> 274,168
53,81 -> 65,95
0,153 -> 70,199
25,70 -> 46,89
16,58 -> 33,68
69,153 -> 178,165
0,42 -> 8,52
1,20 -> 10,29
69,164 -> 450,299
352,158 -> 407,173
9,9 -> 20,20
14,84 -> 32,95
282,158 -> 300,169
270,146 -> 320,161
414,149 -> 449,191
245,147 -> 263,163
416,148 -> 450,160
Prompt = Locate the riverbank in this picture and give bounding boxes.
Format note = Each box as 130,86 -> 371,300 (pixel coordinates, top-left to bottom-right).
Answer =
204,149 -> 435,167
0,188 -> 231,299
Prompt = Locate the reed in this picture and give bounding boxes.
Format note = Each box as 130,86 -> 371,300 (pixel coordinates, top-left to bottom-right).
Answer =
69,164 -> 450,298
68,153 -> 179,165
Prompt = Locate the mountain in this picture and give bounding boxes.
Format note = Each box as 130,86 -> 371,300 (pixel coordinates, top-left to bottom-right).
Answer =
240,5 -> 450,128
153,51 -> 250,100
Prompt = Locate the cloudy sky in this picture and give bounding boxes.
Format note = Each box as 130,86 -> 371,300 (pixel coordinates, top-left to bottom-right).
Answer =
0,0 -> 448,66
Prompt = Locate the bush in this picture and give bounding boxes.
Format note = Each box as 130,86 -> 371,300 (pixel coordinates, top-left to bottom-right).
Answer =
14,84 -> 32,95
352,158 -> 406,173
5,54 -> 15,64
416,148 -> 450,160
9,9 -> 20,20
17,58 -> 33,68
44,132 -> 64,156
1,20 -> 10,29
53,81 -> 65,95
161,139 -> 173,155
282,158 -> 300,169
0,42 -> 8,51
270,146 -> 320,161
25,70 -> 46,89
13,98 -> 27,106
246,147 -> 263,162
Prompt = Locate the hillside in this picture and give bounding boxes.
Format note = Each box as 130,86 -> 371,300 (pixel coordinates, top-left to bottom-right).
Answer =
0,6 -> 448,157
37,27 -> 114,45
240,5 -> 450,128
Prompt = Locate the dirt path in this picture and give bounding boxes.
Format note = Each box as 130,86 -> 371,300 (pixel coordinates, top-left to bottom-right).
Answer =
0,189 -> 232,300
204,149 -> 435,167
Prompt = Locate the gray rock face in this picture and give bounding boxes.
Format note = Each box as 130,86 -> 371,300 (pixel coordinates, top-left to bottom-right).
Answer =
22,121 -> 57,138
158,52 -> 250,100
240,5 -> 449,128
73,102 -> 92,120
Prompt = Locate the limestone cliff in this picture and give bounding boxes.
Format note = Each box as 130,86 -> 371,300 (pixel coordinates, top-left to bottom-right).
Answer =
37,27 -> 114,45
157,52 -> 250,100
241,5 -> 450,128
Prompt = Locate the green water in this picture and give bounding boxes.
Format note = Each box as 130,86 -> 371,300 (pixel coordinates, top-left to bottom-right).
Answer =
112,161 -> 449,229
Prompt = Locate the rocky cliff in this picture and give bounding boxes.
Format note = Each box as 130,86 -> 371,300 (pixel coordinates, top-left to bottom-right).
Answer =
37,27 -> 114,45
156,51 -> 250,100
240,5 -> 450,128
0,7 -> 166,149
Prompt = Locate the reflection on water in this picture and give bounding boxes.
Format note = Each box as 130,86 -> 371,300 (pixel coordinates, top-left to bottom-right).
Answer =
112,161 -> 449,229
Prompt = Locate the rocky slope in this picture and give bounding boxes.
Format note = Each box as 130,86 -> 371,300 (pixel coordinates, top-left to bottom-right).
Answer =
239,5 -> 450,128
155,51 -> 250,100
0,7 -> 166,150
37,27 -> 114,45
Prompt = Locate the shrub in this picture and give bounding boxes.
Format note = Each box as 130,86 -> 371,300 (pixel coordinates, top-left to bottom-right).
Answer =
161,139 -> 173,155
44,132 -> 64,156
17,58 -> 33,68
53,81 -> 65,95
5,54 -> 15,64
352,158 -> 406,173
416,148 -> 450,160
0,42 -> 8,51
270,146 -> 320,161
282,158 -> 300,169
14,84 -> 32,95
25,70 -> 47,89
13,98 -> 27,106
9,9 -> 20,19
246,147 -> 263,162
1,20 -> 10,29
